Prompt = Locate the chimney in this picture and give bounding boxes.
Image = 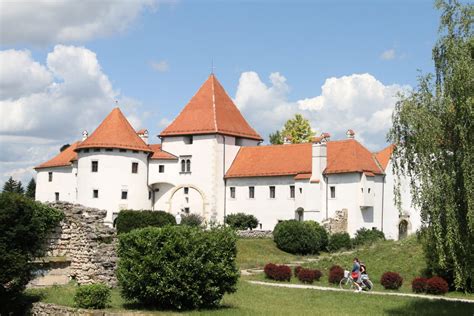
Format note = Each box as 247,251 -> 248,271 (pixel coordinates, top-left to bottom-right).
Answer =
312,136 -> 327,179
346,129 -> 355,139
283,135 -> 293,145
82,130 -> 88,141
137,129 -> 149,144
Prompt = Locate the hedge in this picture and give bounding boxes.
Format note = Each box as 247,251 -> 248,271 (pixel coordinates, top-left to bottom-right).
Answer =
328,232 -> 351,252
181,213 -> 204,227
117,225 -> 239,310
273,220 -> 328,255
115,210 -> 176,234
352,228 -> 385,246
225,213 -> 258,230
74,283 -> 111,309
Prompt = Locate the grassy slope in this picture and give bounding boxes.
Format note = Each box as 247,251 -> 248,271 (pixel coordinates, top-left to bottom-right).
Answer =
28,281 -> 474,315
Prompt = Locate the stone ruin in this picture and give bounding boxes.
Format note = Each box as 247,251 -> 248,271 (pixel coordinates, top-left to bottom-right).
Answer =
30,202 -> 117,287
322,208 -> 348,234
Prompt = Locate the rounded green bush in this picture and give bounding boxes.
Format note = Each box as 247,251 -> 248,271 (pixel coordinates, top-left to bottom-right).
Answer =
117,226 -> 239,310
74,283 -> 111,309
225,213 -> 259,230
115,210 -> 176,234
273,220 -> 327,255
181,213 -> 204,227
352,228 -> 385,246
328,232 -> 352,252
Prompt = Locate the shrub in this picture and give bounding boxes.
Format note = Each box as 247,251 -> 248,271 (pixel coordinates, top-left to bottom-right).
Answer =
294,266 -> 302,277
117,226 -> 239,310
225,213 -> 258,230
426,276 -> 449,295
411,277 -> 428,293
328,232 -> 351,252
264,263 -> 291,281
273,220 -> 328,255
181,213 -> 204,227
74,283 -> 111,309
328,265 -> 345,284
0,193 -> 63,313
313,269 -> 323,281
115,210 -> 176,234
297,268 -> 322,284
381,272 -> 403,290
353,228 -> 385,246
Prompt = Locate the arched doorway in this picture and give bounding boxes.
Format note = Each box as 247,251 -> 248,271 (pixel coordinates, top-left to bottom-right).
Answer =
167,185 -> 208,218
295,207 -> 304,222
399,220 -> 408,240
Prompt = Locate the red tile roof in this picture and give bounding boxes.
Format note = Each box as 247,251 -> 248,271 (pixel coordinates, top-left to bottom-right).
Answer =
160,74 -> 262,141
226,143 -> 312,178
35,142 -> 80,170
225,139 -> 384,178
374,144 -> 394,170
294,173 -> 312,180
148,144 -> 178,160
325,139 -> 384,175
76,108 -> 152,152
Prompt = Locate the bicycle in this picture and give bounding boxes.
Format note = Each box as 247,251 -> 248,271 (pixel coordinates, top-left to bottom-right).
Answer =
339,270 -> 373,291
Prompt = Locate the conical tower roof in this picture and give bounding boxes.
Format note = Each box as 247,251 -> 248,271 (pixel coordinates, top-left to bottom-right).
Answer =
76,108 -> 151,152
160,74 -> 262,141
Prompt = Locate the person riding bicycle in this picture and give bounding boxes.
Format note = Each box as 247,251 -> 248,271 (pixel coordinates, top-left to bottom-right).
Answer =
351,258 -> 363,292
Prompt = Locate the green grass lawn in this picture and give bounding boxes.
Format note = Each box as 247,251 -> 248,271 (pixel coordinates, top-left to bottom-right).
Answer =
236,238 -> 316,269
27,280 -> 474,315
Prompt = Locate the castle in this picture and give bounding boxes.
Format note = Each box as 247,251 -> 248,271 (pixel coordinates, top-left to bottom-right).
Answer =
35,74 -> 419,239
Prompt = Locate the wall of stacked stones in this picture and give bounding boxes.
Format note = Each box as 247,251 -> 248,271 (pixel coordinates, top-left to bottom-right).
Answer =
44,202 -> 117,286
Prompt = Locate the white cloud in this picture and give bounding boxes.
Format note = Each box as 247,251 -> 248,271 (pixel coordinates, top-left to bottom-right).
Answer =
0,45 -> 144,185
380,49 -> 396,60
0,0 -> 175,45
150,60 -> 169,72
158,117 -> 172,129
234,72 -> 410,150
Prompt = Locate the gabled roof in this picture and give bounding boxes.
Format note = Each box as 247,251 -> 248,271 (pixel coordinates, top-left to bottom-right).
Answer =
148,144 -> 178,160
325,139 -> 384,175
225,143 -> 312,178
35,142 -> 80,170
225,139 -> 384,179
76,108 -> 152,152
160,74 -> 262,141
374,144 -> 394,170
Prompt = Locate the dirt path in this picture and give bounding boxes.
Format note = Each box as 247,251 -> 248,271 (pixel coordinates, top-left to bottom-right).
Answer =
247,280 -> 474,304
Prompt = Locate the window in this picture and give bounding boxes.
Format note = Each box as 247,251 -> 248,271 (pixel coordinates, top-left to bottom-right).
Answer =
249,186 -> 255,199
93,148 -> 100,152
121,190 -> 128,200
269,186 -> 276,199
186,159 -> 191,172
105,148 -> 113,152
368,188 -> 371,194
93,189 -> 99,198
180,157 -> 191,173
184,187 -> 189,194
148,191 -> 152,200
131,162 -> 138,174
183,207 -> 190,214
84,149 -> 90,153
235,137 -> 243,146
290,185 -> 295,199
184,136 -> 193,144
55,192 -> 59,201
91,161 -> 98,172
133,150 -> 139,153
159,165 -> 165,173
181,160 -> 186,172
330,186 -> 336,199
299,188 -> 303,194
48,172 -> 53,182
119,149 -> 127,152
230,187 -> 236,199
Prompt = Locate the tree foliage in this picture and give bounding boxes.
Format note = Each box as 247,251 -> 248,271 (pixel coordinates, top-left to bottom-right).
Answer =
388,0 -> 473,290
269,114 -> 315,144
2,177 -> 24,194
0,193 -> 64,311
26,178 -> 36,200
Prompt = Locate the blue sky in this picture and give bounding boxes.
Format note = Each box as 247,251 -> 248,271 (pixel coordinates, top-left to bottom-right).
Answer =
0,0 -> 441,183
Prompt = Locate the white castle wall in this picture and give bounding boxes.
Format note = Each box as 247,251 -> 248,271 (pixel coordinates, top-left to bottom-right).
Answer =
36,165 -> 77,203
76,149 -> 150,224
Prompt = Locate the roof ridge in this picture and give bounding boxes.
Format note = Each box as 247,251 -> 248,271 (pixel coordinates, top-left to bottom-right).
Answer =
211,75 -> 218,131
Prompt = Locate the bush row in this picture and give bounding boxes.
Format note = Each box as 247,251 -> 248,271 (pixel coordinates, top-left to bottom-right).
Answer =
273,220 -> 328,255
412,276 -> 449,295
225,213 -> 259,230
264,263 -> 292,281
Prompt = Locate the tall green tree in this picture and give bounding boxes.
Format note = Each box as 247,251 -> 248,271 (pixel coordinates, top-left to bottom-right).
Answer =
2,177 -> 17,193
25,178 -> 36,199
15,181 -> 24,195
388,0 -> 473,290
269,114 -> 315,144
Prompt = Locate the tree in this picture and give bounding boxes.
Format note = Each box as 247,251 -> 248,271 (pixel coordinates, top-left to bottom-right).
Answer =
269,114 -> 315,144
15,181 -> 24,195
388,0 -> 473,291
25,178 -> 36,200
0,193 -> 63,312
269,130 -> 283,145
2,177 -> 17,193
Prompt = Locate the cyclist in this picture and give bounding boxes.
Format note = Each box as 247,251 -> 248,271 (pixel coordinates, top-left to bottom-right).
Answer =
351,257 -> 362,292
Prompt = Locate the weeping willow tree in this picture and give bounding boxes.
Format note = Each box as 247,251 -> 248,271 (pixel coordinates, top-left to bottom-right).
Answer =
388,0 -> 473,291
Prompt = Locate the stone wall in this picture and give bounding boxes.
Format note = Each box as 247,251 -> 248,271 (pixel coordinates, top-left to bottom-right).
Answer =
30,302 -> 142,316
43,202 -> 117,286
236,230 -> 273,238
322,208 -> 348,234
